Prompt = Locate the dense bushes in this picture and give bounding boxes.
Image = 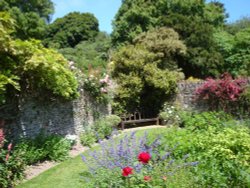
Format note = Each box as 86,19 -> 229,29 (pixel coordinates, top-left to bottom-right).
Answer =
195,73 -> 247,112
80,115 -> 121,147
15,133 -> 72,165
0,131 -> 72,188
159,112 -> 250,187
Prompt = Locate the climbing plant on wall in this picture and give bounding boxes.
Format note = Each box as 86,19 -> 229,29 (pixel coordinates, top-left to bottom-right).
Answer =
0,12 -> 79,104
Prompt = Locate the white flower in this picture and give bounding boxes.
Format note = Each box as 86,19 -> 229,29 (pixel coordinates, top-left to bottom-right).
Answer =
100,87 -> 108,93
68,61 -> 74,66
65,134 -> 77,141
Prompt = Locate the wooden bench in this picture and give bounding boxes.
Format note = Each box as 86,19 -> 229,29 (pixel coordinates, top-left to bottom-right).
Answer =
120,111 -> 159,130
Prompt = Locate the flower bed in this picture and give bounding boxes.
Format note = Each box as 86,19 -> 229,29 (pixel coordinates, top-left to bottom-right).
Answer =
81,131 -> 198,187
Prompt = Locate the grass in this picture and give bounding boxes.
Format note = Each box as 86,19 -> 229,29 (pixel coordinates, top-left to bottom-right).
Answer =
17,127 -> 167,188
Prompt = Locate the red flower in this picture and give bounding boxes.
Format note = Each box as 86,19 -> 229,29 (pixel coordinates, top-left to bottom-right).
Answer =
138,152 -> 151,164
144,176 -> 152,182
122,166 -> 133,177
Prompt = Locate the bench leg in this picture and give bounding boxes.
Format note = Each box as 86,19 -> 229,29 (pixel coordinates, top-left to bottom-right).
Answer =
121,121 -> 125,130
156,118 -> 159,125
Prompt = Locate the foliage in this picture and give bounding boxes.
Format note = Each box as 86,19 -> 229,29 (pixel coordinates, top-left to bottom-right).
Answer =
0,129 -> 26,188
214,27 -> 250,76
44,12 -> 99,48
59,32 -> 111,73
80,130 -> 97,147
15,133 -> 71,164
80,115 -> 121,147
111,27 -> 185,115
226,16 -> 250,35
112,0 -> 227,78
159,104 -> 181,126
238,86 -> 250,117
160,118 -> 250,187
195,73 -> 247,111
81,131 -> 198,187
179,111 -> 233,131
0,0 -> 54,39
0,12 -> 79,104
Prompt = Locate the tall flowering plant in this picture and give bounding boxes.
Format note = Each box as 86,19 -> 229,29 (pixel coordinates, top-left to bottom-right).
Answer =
81,131 -> 198,187
0,129 -> 26,188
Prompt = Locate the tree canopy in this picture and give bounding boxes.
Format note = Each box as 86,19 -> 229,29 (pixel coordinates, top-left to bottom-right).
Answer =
112,0 -> 227,78
0,0 -> 54,39
58,32 -> 111,73
44,12 -> 99,48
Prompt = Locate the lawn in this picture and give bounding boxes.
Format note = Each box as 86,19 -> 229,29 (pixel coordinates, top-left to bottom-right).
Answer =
17,128 -> 167,188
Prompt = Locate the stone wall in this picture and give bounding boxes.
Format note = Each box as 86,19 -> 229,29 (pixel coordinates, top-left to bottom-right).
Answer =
175,81 -> 207,111
1,89 -> 110,139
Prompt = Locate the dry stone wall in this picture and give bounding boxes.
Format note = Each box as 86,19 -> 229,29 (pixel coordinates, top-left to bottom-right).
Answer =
175,81 -> 207,111
1,89 -> 110,139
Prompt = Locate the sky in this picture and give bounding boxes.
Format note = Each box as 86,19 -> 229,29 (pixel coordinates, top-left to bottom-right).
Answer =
52,0 -> 250,33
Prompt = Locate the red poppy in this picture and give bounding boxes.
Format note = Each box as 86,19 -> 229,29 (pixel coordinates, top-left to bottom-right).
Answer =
144,176 -> 152,182
138,152 -> 151,164
122,166 -> 133,177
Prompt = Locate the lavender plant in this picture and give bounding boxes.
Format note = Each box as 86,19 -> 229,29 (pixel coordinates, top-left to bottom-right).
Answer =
81,131 -> 198,187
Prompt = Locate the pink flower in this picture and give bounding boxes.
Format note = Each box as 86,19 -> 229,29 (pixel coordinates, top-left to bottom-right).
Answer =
162,176 -> 167,181
122,166 -> 133,177
7,143 -> 12,152
5,153 -> 10,161
0,129 -> 4,148
138,152 -> 151,164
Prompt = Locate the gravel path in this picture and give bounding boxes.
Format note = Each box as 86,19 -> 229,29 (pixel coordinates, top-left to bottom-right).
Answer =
23,125 -> 165,181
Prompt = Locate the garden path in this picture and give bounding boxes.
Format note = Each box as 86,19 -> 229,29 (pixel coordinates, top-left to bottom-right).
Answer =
23,125 -> 165,181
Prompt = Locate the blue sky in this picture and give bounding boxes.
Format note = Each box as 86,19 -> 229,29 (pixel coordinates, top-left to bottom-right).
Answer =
52,0 -> 250,33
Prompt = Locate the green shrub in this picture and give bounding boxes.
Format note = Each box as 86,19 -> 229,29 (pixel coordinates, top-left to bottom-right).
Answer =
180,111 -> 233,131
159,104 -> 181,126
104,115 -> 121,127
80,130 -> 97,147
43,135 -> 71,161
160,126 -> 250,187
14,140 -> 45,165
15,133 -> 71,164
80,115 -> 121,147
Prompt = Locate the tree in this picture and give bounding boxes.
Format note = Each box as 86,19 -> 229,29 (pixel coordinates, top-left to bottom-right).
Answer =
0,12 -> 78,105
44,12 -> 99,48
111,28 -> 185,115
214,27 -> 250,76
112,0 -> 227,78
58,32 -> 111,73
0,0 -> 54,39
226,16 -> 250,34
